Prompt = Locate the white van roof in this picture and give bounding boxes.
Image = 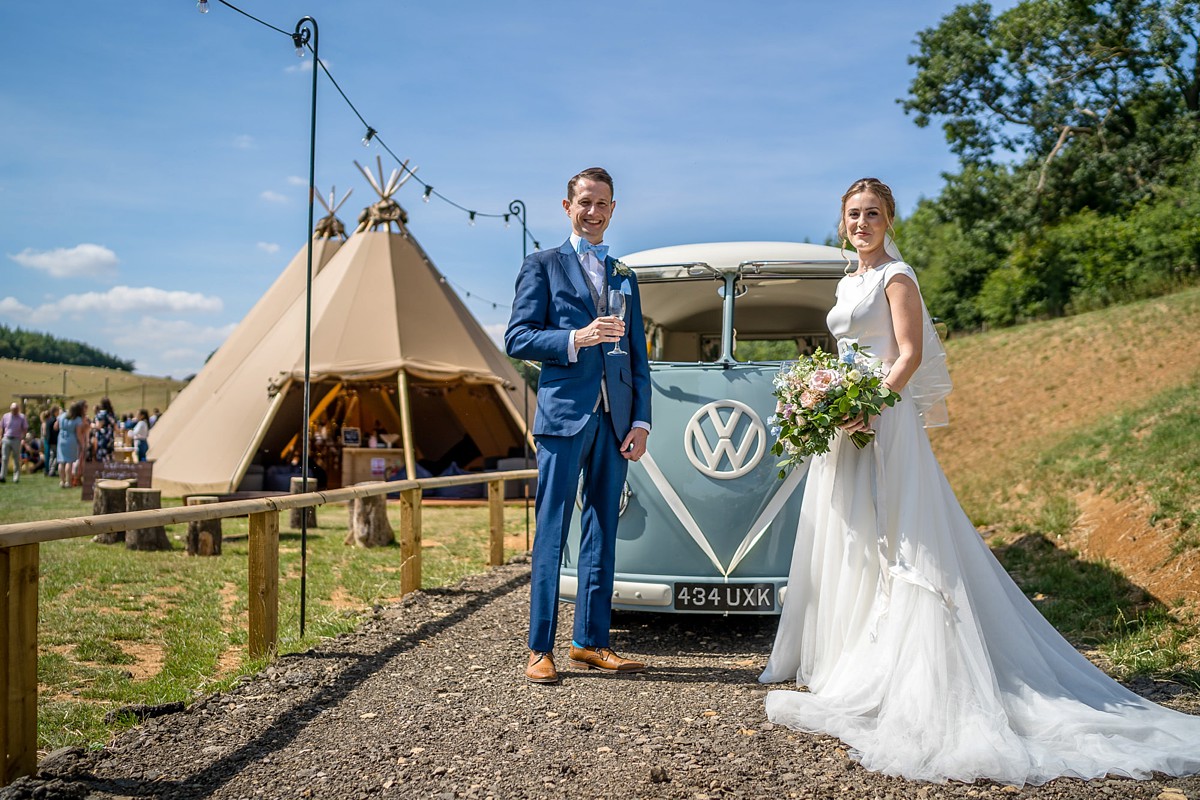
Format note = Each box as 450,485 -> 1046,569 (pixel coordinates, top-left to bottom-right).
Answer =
619,241 -> 851,274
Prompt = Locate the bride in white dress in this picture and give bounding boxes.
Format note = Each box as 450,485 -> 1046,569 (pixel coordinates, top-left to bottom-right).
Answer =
759,177 -> 1200,785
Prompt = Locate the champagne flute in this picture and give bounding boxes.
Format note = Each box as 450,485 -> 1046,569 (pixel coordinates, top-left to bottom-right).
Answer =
607,289 -> 627,356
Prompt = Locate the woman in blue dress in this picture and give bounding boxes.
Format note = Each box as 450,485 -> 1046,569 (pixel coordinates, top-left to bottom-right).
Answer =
56,401 -> 84,489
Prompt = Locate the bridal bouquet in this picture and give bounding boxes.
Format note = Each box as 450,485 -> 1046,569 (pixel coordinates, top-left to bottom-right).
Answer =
769,341 -> 901,477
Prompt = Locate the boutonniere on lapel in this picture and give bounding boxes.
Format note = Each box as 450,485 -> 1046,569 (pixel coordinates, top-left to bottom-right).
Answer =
611,259 -> 634,294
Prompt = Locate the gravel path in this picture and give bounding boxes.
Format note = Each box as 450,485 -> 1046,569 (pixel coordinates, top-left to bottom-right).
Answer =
8,560 -> 1200,800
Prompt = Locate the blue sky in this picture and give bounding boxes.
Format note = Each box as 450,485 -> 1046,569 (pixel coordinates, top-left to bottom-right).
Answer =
0,1 -> 1005,378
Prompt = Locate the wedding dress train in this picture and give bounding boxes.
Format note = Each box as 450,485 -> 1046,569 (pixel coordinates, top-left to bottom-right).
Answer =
759,262 -> 1200,785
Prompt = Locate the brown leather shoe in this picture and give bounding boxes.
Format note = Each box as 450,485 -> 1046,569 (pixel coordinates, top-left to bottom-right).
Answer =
567,645 -> 646,673
525,650 -> 559,684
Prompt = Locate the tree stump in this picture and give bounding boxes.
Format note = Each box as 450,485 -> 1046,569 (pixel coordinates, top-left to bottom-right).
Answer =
288,476 -> 318,530
186,495 -> 222,556
91,479 -> 132,544
345,482 -> 394,548
125,488 -> 170,551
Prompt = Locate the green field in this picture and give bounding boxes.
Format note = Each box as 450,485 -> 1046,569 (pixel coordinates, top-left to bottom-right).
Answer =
0,357 -> 184,425
0,477 -> 530,753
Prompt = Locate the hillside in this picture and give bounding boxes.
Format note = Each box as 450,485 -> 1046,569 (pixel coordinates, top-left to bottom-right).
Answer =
0,358 -> 186,423
0,324 -> 134,371
930,285 -> 1200,612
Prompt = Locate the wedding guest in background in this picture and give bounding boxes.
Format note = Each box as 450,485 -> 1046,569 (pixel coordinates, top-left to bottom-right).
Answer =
42,405 -> 60,478
0,402 -> 28,484
21,436 -> 44,475
57,402 -> 85,489
131,409 -> 150,462
94,410 -> 115,462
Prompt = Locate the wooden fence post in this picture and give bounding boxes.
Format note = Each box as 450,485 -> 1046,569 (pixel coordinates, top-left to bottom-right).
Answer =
247,511 -> 279,659
0,543 -> 39,785
399,488 -> 422,595
488,479 -> 505,567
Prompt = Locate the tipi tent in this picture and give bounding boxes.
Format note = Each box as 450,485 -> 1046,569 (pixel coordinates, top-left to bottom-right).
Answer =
150,169 -> 532,496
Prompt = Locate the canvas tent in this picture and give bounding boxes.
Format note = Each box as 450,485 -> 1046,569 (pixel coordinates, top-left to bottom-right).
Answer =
149,186 -> 532,497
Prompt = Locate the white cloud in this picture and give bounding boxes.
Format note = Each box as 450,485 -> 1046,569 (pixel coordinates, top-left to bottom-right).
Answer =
260,190 -> 289,204
483,322 -> 506,349
0,286 -> 222,325
257,242 -> 281,254
107,317 -> 238,377
0,297 -> 32,318
232,134 -> 255,149
8,243 -> 119,278
286,176 -> 307,187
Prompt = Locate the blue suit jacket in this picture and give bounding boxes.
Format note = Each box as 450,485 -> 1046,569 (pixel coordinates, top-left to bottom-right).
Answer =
505,240 -> 652,438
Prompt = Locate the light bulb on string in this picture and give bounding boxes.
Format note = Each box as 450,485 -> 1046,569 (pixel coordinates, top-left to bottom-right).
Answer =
361,127 -> 376,147
292,32 -> 306,58
197,0 -> 209,13
423,186 -> 433,203
504,214 -> 510,229
468,211 -> 476,227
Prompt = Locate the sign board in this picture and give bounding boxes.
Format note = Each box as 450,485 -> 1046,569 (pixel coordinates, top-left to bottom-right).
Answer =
80,460 -> 154,501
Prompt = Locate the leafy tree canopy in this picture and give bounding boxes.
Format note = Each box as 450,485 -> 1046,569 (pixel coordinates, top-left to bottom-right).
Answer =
0,325 -> 135,371
896,0 -> 1200,331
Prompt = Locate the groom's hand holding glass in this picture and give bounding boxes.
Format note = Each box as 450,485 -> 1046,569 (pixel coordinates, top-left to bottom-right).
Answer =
571,315 -> 625,349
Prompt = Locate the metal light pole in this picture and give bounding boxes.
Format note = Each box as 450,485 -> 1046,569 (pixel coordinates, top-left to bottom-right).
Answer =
508,199 -> 532,551
294,15 -> 318,637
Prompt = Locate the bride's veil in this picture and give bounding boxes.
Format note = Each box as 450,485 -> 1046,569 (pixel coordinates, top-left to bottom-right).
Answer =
885,235 -> 952,428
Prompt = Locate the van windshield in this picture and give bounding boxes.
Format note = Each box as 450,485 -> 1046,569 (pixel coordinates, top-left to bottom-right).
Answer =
639,273 -> 840,363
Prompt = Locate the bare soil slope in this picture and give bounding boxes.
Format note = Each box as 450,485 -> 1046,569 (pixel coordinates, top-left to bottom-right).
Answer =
929,287 -> 1200,608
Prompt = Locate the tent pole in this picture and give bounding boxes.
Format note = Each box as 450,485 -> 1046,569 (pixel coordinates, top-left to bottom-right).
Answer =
396,370 -> 417,481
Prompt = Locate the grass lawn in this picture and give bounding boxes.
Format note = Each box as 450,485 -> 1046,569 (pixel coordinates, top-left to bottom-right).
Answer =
0,474 -> 532,752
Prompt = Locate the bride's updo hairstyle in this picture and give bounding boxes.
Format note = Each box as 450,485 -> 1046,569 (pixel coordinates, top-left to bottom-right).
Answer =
838,177 -> 897,274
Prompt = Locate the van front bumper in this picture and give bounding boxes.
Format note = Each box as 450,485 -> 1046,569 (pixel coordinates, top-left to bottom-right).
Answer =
559,573 -> 790,613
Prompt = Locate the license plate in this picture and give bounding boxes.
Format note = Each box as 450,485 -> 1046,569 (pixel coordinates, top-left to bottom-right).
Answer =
673,582 -> 775,612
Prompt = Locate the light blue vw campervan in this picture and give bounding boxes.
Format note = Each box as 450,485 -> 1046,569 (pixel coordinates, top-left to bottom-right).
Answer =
559,242 -> 850,614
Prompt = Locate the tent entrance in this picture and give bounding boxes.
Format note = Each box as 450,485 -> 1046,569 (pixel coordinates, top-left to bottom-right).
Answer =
244,374 -> 527,492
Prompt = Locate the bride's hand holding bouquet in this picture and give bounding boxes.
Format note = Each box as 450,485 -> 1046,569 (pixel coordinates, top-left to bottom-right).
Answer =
769,340 -> 900,478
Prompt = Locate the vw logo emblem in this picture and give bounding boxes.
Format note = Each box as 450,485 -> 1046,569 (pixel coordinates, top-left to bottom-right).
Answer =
683,399 -> 766,479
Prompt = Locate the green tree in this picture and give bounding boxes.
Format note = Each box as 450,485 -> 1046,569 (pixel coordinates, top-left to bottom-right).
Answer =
898,0 -> 1200,330
904,0 -> 1199,173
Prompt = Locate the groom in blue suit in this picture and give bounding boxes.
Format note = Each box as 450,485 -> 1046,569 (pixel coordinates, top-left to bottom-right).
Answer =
505,167 -> 652,684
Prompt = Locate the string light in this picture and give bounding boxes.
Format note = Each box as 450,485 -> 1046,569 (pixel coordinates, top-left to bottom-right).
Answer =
202,0 -> 546,301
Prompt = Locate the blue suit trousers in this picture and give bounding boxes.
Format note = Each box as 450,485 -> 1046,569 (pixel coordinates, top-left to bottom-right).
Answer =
528,410 -> 628,652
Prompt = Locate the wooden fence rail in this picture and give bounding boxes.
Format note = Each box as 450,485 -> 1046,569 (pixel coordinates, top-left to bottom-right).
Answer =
0,468 -> 538,786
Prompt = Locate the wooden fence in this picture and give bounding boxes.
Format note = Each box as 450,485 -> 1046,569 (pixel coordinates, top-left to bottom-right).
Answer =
0,468 -> 538,786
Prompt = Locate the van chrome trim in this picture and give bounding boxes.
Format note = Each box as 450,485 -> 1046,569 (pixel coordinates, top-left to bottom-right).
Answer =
558,575 -> 673,607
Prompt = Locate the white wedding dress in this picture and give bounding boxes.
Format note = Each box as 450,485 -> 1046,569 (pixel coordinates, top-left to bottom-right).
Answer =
760,261 -> 1200,785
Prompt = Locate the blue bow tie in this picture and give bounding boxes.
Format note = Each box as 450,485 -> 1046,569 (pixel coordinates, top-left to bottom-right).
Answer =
576,240 -> 608,262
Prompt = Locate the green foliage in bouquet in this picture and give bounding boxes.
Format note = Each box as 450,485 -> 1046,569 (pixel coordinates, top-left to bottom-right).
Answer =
770,343 -> 901,479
